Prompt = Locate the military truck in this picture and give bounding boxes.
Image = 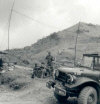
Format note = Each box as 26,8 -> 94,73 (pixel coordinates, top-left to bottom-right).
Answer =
46,54 -> 100,104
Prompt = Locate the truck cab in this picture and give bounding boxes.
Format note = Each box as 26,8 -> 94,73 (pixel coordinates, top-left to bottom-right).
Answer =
46,54 -> 100,104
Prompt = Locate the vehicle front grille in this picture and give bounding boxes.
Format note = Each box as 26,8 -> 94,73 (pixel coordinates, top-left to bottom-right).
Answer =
56,71 -> 67,82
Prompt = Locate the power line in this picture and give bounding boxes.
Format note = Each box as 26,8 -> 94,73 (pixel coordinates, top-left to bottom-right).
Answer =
13,9 -> 59,29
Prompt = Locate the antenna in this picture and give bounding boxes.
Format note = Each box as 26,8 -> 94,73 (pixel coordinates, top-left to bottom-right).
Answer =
8,0 -> 15,66
74,22 -> 80,67
8,0 -> 15,51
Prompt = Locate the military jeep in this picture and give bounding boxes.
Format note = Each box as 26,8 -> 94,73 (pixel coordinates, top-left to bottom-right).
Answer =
46,54 -> 100,104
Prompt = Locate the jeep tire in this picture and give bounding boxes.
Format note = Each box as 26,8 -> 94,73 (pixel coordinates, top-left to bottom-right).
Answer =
78,86 -> 97,104
54,92 -> 68,103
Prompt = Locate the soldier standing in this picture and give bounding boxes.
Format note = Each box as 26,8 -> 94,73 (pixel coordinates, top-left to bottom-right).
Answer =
45,52 -> 55,76
0,58 -> 3,71
32,63 -> 38,78
0,58 -> 3,67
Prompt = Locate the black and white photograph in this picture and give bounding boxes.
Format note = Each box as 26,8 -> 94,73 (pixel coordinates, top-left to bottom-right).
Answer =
0,0 -> 100,104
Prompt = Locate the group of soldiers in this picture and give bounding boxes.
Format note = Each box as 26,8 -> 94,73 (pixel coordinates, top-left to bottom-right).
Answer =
32,52 -> 55,78
0,52 -> 55,78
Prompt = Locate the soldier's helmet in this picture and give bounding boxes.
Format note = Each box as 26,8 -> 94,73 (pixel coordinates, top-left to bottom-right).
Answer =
48,51 -> 51,55
35,63 -> 37,67
41,62 -> 45,65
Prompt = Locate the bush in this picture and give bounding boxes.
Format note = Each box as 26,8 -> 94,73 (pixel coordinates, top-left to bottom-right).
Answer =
9,82 -> 26,90
22,60 -> 29,65
49,32 -> 60,40
0,76 -> 15,85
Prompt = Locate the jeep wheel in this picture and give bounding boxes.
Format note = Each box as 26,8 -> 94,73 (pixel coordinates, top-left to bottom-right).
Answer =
54,92 -> 68,103
78,86 -> 97,104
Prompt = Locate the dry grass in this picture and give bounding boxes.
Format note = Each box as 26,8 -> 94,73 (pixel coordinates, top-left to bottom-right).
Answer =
0,66 -> 78,104
0,66 -> 32,90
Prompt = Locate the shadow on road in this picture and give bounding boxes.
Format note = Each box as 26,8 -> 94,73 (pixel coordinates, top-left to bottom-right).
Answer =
45,97 -> 77,104
65,99 -> 77,104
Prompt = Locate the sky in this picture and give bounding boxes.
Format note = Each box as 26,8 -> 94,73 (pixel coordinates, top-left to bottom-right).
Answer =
0,0 -> 100,50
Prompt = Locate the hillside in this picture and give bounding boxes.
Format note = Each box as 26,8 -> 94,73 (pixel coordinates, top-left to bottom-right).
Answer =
2,22 -> 100,67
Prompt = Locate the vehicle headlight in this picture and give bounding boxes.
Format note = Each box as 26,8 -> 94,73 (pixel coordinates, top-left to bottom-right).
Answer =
67,74 -> 76,83
53,69 -> 59,79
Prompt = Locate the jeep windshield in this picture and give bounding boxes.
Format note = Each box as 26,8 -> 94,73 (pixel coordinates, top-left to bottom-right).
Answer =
80,54 -> 100,70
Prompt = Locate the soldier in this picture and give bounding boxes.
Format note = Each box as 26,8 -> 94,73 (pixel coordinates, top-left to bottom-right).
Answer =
45,52 -> 55,76
0,58 -> 3,71
32,63 -> 38,78
40,62 -> 46,78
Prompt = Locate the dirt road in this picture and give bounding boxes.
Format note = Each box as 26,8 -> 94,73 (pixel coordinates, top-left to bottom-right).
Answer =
0,65 -> 77,104
0,78 -> 77,104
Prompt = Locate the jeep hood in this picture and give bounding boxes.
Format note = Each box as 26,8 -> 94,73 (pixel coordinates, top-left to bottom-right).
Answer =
58,67 -> 100,77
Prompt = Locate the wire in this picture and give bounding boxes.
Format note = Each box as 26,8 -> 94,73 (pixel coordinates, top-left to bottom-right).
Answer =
13,9 -> 59,29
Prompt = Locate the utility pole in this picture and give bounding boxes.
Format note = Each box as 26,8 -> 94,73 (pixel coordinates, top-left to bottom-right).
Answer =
8,0 -> 15,66
8,0 -> 15,51
74,22 -> 80,67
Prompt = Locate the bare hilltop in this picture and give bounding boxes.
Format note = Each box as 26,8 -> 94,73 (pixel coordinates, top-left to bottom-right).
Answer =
3,22 -> 100,67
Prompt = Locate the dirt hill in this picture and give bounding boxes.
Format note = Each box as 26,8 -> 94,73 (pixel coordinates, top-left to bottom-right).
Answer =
2,22 -> 100,67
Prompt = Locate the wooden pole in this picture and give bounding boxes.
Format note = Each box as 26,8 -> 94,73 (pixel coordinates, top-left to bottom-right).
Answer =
74,22 -> 80,67
8,0 -> 15,67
